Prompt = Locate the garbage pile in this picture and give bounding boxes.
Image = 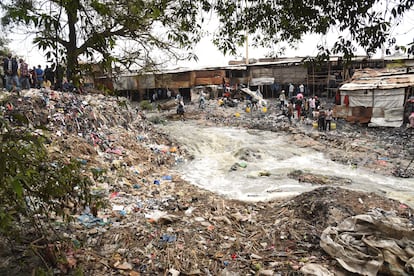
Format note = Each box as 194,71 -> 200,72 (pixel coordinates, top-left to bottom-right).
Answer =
1,90 -> 413,275
2,89 -> 184,178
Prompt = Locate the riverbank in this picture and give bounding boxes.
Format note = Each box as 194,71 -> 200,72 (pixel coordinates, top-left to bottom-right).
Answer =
1,91 -> 413,275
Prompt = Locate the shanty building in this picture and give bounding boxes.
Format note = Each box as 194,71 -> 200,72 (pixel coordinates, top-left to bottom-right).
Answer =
113,67 -> 235,102
336,67 -> 414,127
96,55 -> 414,104
243,57 -> 307,98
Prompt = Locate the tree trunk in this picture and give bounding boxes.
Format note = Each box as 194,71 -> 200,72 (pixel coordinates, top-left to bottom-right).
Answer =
65,1 -> 80,85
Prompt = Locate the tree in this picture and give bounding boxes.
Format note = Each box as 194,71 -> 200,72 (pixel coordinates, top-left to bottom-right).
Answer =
0,32 -> 10,57
210,0 -> 414,60
0,0 -> 208,84
1,0 -> 413,83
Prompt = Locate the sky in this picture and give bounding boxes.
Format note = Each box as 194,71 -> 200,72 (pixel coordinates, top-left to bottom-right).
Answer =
7,7 -> 414,69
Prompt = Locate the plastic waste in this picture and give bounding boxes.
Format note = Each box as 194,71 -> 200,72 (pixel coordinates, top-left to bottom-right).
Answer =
77,213 -> 104,227
160,234 -> 177,243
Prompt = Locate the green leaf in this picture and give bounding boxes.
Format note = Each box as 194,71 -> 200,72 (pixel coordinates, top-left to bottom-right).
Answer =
12,179 -> 23,199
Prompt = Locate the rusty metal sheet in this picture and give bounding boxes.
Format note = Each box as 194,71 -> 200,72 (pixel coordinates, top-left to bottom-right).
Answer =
340,68 -> 414,90
346,107 -> 372,123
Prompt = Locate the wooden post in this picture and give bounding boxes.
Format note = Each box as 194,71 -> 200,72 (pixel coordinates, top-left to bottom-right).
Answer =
312,63 -> 315,97
327,60 -> 331,98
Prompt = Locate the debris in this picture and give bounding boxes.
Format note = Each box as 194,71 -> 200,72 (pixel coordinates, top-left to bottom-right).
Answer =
168,268 -> 180,276
300,263 -> 334,275
288,170 -> 352,185
113,261 -> 133,270
320,208 -> 414,275
1,91 -> 413,275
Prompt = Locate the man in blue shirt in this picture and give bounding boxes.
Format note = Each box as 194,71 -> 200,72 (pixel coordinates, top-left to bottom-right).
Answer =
35,65 -> 44,88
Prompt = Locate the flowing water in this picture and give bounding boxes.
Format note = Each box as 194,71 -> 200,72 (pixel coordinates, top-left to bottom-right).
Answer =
160,121 -> 414,207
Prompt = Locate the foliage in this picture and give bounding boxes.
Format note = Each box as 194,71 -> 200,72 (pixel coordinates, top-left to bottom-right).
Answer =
0,32 -> 10,57
1,0 -> 413,80
140,100 -> 153,111
210,0 -> 413,61
0,116 -> 95,240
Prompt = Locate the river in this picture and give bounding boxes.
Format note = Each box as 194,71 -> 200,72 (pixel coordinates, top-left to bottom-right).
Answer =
159,121 -> 414,207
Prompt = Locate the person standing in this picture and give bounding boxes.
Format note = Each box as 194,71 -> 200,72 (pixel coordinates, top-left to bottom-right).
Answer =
19,58 -> 31,90
309,97 -> 316,119
176,99 -> 185,120
325,108 -> 333,131
314,96 -> 321,110
199,91 -> 206,109
295,96 -> 303,120
29,66 -> 37,88
44,65 -> 55,88
288,83 -> 295,99
318,107 -> 326,131
279,90 -> 286,109
35,65 -> 44,88
299,83 -> 305,95
3,53 -> 20,91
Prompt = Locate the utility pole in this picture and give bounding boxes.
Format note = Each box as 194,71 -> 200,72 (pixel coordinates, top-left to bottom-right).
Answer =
245,30 -> 249,65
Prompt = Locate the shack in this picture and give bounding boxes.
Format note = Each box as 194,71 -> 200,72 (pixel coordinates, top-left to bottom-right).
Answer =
246,58 -> 307,98
336,68 -> 414,127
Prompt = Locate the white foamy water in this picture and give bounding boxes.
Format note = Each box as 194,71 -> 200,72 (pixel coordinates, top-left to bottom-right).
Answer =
160,121 -> 414,206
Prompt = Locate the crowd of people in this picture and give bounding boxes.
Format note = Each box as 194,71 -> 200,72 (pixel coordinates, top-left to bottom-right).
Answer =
1,53 -> 75,93
280,89 -> 334,131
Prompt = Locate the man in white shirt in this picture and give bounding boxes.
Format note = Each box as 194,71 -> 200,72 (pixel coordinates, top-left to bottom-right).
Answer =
288,83 -> 294,99
309,97 -> 316,118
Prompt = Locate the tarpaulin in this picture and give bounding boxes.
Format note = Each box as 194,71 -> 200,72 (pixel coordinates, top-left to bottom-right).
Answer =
320,209 -> 414,276
341,88 -> 405,109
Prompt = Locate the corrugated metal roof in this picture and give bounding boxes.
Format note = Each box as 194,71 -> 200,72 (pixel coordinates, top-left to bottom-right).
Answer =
247,58 -> 304,66
340,68 -> 414,90
163,64 -> 248,73
116,64 -> 247,76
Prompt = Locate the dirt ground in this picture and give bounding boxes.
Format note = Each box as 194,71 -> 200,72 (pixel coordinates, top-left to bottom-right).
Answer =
1,92 -> 413,275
